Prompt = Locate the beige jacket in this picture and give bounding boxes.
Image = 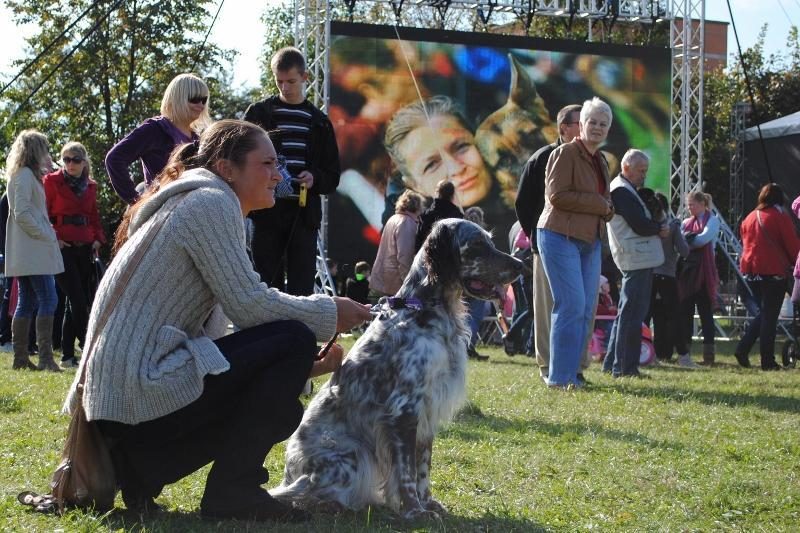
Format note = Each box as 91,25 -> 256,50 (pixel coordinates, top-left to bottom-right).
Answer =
537,140 -> 612,244
370,211 -> 419,295
4,166 -> 64,277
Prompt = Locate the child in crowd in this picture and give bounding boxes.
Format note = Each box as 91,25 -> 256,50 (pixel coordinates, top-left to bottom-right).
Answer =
345,261 -> 371,305
594,275 -> 617,356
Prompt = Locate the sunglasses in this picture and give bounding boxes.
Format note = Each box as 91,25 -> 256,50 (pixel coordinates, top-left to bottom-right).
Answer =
62,156 -> 84,164
188,96 -> 208,105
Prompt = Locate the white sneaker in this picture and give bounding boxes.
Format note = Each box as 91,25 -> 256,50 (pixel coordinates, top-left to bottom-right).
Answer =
678,354 -> 699,368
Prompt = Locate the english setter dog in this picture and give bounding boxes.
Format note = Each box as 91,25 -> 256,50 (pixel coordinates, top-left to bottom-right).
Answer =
271,219 -> 523,519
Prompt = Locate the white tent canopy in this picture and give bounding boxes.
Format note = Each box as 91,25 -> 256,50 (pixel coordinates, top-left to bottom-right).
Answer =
743,110 -> 800,141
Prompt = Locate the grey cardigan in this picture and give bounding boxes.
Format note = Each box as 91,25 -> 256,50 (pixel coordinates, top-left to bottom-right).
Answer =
64,169 -> 337,424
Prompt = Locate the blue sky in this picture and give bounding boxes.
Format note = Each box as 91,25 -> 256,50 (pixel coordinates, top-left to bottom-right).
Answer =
0,0 -> 797,90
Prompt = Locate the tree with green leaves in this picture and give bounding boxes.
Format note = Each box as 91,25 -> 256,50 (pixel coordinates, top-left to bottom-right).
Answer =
702,25 -> 800,219
0,0 -> 237,240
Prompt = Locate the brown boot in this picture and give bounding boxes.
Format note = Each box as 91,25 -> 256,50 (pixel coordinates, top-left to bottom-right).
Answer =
36,316 -> 61,372
11,316 -> 37,370
699,343 -> 715,366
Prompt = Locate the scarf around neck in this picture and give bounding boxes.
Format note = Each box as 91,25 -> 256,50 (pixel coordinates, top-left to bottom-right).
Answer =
63,169 -> 88,197
680,210 -> 719,303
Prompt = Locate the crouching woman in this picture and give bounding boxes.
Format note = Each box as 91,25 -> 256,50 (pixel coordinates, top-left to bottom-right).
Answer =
62,120 -> 371,522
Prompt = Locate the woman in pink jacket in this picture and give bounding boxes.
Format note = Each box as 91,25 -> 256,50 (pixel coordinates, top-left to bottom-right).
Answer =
369,190 -> 423,296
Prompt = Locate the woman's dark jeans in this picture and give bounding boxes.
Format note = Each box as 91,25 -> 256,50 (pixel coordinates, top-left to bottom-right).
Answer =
97,320 -> 316,511
735,277 -> 787,368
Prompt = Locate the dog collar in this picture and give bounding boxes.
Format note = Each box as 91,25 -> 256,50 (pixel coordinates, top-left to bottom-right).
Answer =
372,296 -> 435,314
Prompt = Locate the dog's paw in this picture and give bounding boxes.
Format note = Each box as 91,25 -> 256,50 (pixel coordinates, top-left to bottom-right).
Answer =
401,506 -> 440,521
422,498 -> 447,515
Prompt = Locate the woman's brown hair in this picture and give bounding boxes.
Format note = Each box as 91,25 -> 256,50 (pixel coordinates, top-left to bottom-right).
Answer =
756,182 -> 784,210
113,119 -> 267,254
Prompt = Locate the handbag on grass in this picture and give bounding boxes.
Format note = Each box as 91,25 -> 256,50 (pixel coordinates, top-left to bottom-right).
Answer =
18,193 -> 188,515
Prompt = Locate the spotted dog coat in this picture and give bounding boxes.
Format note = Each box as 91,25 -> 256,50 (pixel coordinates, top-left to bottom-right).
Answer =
271,219 -> 523,519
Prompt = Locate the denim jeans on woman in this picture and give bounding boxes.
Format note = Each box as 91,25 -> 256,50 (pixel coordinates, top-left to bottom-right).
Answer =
735,277 -> 787,368
537,228 -> 601,386
14,275 -> 58,317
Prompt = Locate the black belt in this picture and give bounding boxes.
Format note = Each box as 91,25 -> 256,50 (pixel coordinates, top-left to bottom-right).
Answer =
51,215 -> 88,226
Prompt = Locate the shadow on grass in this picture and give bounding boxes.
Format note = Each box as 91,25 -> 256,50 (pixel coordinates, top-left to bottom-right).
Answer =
449,410 -> 685,451
86,504 -> 547,532
609,382 -> 800,414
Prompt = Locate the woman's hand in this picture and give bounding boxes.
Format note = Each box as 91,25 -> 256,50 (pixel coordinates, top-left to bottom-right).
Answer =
333,296 -> 372,332
309,342 -> 344,378
602,200 -> 615,222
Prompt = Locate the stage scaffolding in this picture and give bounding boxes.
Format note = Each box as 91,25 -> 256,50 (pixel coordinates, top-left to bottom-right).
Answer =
293,0 -> 707,294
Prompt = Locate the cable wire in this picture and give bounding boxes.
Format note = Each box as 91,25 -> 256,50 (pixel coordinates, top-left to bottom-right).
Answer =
776,0 -> 795,26
3,0 -> 126,129
189,0 -> 225,73
725,0 -> 773,184
0,0 -> 106,98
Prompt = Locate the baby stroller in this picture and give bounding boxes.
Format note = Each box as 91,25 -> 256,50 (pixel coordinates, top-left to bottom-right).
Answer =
589,316 -> 655,366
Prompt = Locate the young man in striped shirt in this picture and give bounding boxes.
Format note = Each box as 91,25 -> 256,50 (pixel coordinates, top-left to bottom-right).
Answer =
244,46 -> 341,295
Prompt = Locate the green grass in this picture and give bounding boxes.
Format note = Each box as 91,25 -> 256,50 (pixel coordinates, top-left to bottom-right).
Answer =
2,340 -> 799,532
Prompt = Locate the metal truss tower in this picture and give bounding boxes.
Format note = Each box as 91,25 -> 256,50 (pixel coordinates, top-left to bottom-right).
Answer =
669,0 -> 704,213
728,101 -> 749,225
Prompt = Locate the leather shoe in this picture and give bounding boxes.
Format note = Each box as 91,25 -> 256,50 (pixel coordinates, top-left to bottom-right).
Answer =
467,346 -> 489,361
734,352 -> 751,368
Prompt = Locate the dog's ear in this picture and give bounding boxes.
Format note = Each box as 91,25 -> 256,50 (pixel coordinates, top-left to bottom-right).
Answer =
423,221 -> 461,287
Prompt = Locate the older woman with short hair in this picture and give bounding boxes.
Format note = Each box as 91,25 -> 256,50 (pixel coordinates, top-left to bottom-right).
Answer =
370,189 -> 424,296
536,97 -> 615,388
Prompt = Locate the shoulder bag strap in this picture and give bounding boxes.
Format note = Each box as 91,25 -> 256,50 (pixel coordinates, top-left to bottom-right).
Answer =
76,193 -> 189,388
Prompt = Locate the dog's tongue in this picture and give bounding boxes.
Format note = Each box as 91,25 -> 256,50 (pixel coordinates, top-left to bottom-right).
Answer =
467,279 -> 489,292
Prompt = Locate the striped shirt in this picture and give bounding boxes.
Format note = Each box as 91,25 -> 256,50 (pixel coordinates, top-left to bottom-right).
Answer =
273,101 -> 312,195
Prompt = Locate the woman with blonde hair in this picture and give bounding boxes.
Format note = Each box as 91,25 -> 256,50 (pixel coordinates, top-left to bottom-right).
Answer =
4,130 -> 64,371
384,96 -> 493,208
370,189 -> 424,296
105,73 -> 212,204
675,190 -> 721,366
43,141 -> 106,367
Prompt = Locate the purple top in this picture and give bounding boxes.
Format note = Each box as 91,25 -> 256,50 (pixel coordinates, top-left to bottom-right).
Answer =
105,116 -> 197,204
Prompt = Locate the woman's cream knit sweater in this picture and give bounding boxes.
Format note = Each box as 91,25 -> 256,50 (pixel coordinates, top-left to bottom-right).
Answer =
64,169 -> 337,424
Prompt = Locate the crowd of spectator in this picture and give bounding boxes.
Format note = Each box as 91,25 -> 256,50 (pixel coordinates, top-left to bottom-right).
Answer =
6,42 -> 800,522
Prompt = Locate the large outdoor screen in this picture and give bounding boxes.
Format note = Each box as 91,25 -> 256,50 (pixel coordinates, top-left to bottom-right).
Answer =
327,21 -> 671,272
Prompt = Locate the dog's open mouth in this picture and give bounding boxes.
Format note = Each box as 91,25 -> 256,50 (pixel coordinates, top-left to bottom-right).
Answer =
464,278 -> 505,301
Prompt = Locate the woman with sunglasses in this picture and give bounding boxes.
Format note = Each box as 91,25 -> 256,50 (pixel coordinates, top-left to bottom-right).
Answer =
105,73 -> 211,204
43,142 -> 105,367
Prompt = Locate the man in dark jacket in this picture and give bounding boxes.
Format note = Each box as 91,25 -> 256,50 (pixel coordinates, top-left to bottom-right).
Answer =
415,180 -> 463,251
244,46 -> 341,296
514,104 -> 583,382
